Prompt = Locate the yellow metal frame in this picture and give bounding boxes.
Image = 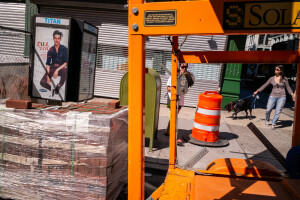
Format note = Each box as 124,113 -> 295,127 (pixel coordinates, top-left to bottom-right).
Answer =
128,0 -> 300,199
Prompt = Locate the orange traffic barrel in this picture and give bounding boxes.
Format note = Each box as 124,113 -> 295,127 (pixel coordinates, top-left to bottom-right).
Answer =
183,91 -> 229,147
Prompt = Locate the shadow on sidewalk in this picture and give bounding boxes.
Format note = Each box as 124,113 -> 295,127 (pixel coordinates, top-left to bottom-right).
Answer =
145,129 -> 239,150
177,129 -> 239,145
275,120 -> 294,129
248,149 -> 286,172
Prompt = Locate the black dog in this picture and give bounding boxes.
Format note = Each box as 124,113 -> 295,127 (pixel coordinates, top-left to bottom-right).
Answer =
224,99 -> 253,120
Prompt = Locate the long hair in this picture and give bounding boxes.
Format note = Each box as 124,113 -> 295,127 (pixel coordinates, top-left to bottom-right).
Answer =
275,65 -> 285,81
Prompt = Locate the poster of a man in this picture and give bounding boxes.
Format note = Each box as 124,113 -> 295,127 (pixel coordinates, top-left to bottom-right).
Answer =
40,30 -> 68,97
32,26 -> 69,101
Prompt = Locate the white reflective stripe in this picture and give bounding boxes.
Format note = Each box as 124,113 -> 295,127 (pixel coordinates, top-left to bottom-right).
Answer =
197,107 -> 221,116
193,122 -> 219,132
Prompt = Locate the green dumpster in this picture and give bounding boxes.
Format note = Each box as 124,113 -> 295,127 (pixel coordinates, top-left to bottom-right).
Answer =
119,68 -> 161,152
221,36 -> 246,108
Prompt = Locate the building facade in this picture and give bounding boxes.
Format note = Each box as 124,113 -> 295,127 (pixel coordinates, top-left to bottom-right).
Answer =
243,34 -> 298,90
0,1 -> 31,100
2,1 -> 229,106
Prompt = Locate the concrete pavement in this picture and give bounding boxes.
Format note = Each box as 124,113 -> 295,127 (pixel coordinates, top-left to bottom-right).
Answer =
145,104 -> 294,172
91,96 -> 294,172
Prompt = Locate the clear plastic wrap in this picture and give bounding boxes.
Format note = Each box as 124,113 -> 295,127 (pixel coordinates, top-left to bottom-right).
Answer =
0,104 -> 128,200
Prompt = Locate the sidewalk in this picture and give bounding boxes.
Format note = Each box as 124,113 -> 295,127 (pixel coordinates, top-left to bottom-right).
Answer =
92,96 -> 294,172
145,104 -> 294,172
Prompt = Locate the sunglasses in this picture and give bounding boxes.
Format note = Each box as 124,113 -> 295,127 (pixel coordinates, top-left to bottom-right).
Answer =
275,68 -> 281,71
180,65 -> 188,68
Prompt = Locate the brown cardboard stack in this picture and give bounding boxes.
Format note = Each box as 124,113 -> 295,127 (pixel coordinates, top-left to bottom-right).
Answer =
0,106 -> 128,200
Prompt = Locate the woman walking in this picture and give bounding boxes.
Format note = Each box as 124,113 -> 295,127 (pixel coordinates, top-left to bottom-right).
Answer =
165,63 -> 188,145
254,65 -> 295,130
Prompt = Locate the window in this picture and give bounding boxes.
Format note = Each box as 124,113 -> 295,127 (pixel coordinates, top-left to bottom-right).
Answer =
258,35 -> 265,45
97,44 -> 221,81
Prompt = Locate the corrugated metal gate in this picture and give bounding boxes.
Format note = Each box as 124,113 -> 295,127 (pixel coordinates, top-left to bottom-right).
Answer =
40,6 -> 227,107
0,2 -> 28,62
0,2 -> 30,100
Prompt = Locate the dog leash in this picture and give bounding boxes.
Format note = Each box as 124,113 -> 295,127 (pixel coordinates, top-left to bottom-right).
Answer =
252,95 -> 259,109
229,101 -> 237,112
240,95 -> 254,100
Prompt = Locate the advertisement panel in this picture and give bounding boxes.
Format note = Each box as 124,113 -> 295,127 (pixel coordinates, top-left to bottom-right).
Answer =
78,23 -> 98,101
31,16 -> 98,102
32,17 -> 70,101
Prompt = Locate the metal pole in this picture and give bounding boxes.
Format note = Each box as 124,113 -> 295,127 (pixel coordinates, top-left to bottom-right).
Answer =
128,35 -> 146,200
292,40 -> 300,147
169,36 -> 178,169
128,0 -> 145,199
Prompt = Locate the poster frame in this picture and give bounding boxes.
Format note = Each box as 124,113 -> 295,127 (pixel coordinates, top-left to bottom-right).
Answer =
29,15 -> 72,102
29,16 -> 99,102
76,21 -> 99,102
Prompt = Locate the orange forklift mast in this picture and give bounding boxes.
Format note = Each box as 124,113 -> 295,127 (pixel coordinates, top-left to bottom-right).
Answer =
128,0 -> 300,199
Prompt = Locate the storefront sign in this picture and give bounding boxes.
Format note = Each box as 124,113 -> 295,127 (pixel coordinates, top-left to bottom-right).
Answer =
223,1 -> 300,30
36,17 -> 70,26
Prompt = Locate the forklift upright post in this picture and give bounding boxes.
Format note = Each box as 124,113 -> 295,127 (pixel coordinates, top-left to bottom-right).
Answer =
128,0 -> 145,198
292,39 -> 300,147
169,36 -> 178,169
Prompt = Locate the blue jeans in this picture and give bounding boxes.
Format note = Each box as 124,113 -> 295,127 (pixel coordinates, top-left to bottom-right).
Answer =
266,96 -> 286,125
